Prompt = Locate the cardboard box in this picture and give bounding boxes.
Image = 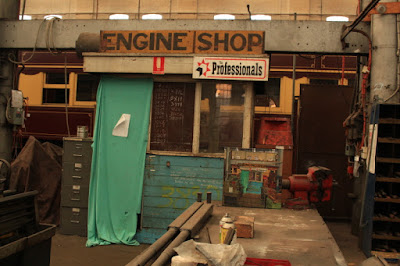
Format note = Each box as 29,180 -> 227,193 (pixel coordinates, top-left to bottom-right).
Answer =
234,216 -> 255,238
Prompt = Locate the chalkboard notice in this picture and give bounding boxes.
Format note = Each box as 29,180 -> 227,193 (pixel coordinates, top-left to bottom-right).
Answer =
150,82 -> 195,152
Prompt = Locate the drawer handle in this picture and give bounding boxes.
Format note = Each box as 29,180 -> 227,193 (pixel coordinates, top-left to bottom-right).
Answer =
70,220 -> 80,224
73,154 -> 83,157
74,168 -> 82,172
71,198 -> 80,201
72,175 -> 82,179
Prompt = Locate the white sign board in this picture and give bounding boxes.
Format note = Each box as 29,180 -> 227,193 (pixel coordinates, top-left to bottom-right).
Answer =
192,56 -> 269,81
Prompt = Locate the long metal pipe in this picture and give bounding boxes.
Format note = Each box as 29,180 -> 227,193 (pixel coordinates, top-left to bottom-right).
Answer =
151,230 -> 190,266
127,201 -> 204,266
152,203 -> 213,266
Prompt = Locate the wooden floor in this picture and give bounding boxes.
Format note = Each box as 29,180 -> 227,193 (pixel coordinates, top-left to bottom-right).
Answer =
198,205 -> 348,266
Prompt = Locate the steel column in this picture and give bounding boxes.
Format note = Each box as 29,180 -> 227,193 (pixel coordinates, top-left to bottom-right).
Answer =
0,1 -> 19,162
370,0 -> 399,103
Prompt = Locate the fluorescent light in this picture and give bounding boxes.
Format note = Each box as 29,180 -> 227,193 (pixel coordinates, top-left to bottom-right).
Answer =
44,15 -> 62,20
142,14 -> 162,20
214,14 -> 235,20
109,14 -> 129,20
251,15 -> 271,21
326,16 -> 349,22
19,15 -> 32,20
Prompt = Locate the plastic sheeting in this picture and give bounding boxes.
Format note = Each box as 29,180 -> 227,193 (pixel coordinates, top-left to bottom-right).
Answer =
86,76 -> 153,247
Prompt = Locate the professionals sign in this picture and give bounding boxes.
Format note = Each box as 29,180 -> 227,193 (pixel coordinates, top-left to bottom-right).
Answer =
100,30 -> 264,55
192,57 -> 269,81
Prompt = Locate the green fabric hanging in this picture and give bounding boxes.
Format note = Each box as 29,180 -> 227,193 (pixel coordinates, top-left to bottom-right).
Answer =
86,76 -> 153,247
240,170 -> 250,193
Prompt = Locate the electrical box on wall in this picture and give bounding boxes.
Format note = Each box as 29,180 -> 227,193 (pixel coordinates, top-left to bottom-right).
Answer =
7,90 -> 24,126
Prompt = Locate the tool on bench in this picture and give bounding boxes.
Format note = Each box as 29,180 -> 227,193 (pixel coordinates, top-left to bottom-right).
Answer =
282,166 -> 333,209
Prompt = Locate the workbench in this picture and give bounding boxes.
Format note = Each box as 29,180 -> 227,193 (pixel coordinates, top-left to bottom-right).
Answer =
198,205 -> 347,266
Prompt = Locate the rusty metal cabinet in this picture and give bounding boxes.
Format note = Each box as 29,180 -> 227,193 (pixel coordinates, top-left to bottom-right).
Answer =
60,137 -> 93,236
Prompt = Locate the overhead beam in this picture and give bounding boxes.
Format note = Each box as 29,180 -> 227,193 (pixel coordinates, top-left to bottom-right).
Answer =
0,20 -> 370,54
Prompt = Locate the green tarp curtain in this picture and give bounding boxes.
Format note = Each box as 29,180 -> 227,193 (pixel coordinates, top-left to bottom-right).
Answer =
86,76 -> 153,247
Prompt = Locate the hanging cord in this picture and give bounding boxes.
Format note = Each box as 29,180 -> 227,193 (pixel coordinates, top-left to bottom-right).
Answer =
64,53 -> 71,137
352,29 -> 372,149
341,56 -> 345,85
21,0 -> 27,20
8,19 -> 47,65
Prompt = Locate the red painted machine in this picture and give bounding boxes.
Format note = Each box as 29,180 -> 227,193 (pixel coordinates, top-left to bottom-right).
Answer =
282,166 -> 333,209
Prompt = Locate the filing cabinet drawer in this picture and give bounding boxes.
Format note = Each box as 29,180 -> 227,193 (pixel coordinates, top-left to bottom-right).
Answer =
61,185 -> 89,207
63,139 -> 93,164
60,207 -> 87,236
62,162 -> 91,186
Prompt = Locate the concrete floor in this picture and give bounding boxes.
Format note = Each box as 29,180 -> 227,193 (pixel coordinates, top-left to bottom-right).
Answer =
50,208 -> 367,266
325,221 -> 366,266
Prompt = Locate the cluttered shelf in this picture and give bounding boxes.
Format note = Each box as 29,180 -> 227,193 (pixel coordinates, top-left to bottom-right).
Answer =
379,118 -> 400,124
371,251 -> 400,260
373,217 -> 400,223
374,198 -> 400,204
376,157 -> 400,164
378,137 -> 400,144
376,177 -> 400,183
372,234 -> 400,241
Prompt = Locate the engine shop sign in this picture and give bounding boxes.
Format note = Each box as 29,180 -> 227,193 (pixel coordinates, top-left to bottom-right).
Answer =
192,57 -> 269,81
100,30 -> 264,55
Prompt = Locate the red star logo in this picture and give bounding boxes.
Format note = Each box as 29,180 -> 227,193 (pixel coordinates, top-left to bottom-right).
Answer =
197,59 -> 211,77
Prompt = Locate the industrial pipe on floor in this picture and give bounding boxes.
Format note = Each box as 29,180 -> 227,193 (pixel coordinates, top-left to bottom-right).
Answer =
127,200 -> 204,266
152,202 -> 214,266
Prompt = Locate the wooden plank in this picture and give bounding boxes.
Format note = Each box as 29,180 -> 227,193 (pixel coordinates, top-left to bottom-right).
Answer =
142,217 -> 174,229
372,234 -> 400,241
143,196 -> 204,209
376,177 -> 400,183
142,207 -> 184,220
371,251 -> 400,259
100,30 -> 195,54
242,83 -> 253,149
373,217 -> 400,223
192,82 -> 201,154
375,197 -> 400,204
379,118 -> 400,124
376,157 -> 400,164
378,137 -> 400,144
144,175 -> 223,190
146,154 -> 224,168
100,30 -> 264,55
144,165 -> 223,179
135,228 -> 167,244
143,185 -> 222,200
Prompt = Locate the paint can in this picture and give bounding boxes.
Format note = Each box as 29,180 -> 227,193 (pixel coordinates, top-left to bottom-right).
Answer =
77,126 -> 88,138
219,213 -> 234,243
220,220 -> 236,244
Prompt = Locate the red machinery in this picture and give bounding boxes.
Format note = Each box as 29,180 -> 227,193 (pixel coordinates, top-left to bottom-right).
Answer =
282,166 -> 333,209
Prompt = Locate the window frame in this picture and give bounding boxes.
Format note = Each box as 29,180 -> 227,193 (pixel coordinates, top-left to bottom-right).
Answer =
42,72 -> 74,105
147,79 -> 253,158
73,73 -> 99,107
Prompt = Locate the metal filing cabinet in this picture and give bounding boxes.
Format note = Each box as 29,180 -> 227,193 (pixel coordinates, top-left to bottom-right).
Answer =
60,137 -> 93,237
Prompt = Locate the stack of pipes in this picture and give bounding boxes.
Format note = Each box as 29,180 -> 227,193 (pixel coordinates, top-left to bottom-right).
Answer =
127,192 -> 213,266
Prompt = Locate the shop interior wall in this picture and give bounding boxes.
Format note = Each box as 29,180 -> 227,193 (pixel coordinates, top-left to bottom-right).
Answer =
22,0 -> 357,20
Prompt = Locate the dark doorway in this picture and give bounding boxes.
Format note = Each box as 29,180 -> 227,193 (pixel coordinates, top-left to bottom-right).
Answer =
296,84 -> 353,218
